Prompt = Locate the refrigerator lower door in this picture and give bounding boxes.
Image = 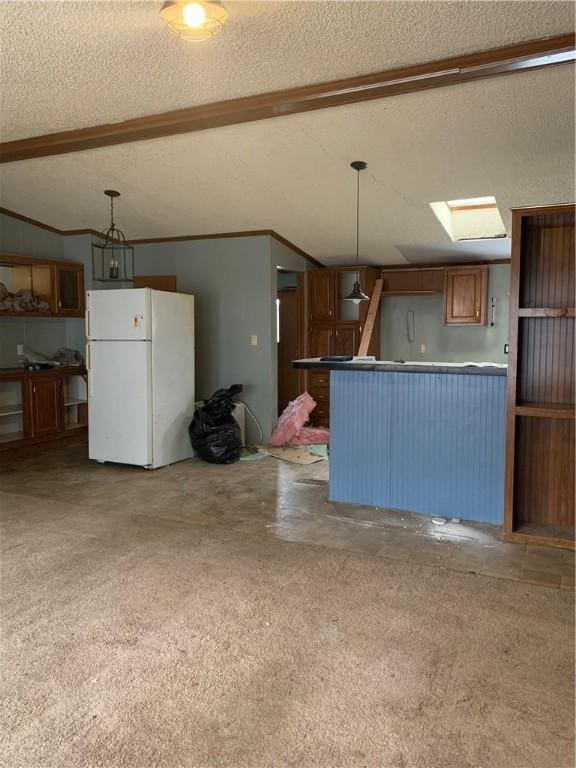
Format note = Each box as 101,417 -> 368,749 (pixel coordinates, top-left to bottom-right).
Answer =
88,341 -> 152,466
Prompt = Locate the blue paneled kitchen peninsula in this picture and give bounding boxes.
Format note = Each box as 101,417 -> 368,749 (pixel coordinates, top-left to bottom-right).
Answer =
294,359 -> 507,524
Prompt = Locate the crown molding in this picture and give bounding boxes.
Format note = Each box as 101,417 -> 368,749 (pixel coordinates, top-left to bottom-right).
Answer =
0,34 -> 573,163
0,206 -> 323,267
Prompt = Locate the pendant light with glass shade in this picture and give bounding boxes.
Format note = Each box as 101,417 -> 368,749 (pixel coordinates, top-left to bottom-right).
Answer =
345,160 -> 370,304
160,1 -> 228,42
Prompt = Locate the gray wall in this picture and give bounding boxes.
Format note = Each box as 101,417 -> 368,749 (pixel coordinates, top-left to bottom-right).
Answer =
133,235 -> 309,442
379,265 -> 510,364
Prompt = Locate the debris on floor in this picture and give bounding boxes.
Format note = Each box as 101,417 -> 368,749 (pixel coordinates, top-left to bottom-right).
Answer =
266,446 -> 326,465
268,393 -> 330,447
239,447 -> 270,461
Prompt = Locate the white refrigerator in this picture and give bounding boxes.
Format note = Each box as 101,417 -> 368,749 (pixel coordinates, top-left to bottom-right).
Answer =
86,288 -> 195,469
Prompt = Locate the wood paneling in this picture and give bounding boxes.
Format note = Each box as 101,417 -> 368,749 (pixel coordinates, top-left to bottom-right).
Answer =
517,318 -> 575,405
1,35 -> 573,163
519,214 -> 576,308
514,417 -> 575,529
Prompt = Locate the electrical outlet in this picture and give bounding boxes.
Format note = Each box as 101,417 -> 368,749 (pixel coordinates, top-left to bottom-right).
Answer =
420,343 -> 427,354
250,335 -> 258,347
16,344 -> 24,356
504,343 -> 509,354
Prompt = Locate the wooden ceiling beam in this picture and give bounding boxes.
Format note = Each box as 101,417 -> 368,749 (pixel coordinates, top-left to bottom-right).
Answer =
0,33 -> 574,164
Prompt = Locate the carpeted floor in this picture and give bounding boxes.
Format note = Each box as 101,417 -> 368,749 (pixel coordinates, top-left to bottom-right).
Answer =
1,487 -> 574,768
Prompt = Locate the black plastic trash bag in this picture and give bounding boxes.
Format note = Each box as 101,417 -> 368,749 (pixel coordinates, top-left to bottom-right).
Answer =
189,384 -> 243,464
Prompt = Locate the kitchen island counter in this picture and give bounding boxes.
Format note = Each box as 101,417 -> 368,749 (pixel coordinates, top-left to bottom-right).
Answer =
293,358 -> 507,376
293,360 -> 507,525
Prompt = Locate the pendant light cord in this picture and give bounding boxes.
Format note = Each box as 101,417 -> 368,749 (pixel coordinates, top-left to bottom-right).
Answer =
109,196 -> 115,232
355,167 -> 360,267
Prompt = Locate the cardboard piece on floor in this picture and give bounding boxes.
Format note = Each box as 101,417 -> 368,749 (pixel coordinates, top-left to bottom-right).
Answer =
266,447 -> 325,465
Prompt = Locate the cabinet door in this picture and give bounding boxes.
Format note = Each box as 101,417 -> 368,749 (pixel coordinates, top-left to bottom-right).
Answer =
333,325 -> 359,355
444,267 -> 487,325
308,270 -> 335,323
56,266 -> 85,316
309,325 -> 333,357
30,378 -> 63,436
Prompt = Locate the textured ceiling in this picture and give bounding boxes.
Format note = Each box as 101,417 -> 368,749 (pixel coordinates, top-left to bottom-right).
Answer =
1,66 -> 574,265
0,0 -> 574,141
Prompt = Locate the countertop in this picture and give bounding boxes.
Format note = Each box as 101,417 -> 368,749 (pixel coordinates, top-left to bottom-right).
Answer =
0,365 -> 86,380
292,358 -> 508,376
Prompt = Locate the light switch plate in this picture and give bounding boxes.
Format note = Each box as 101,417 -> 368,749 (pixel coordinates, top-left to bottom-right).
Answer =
250,335 -> 258,347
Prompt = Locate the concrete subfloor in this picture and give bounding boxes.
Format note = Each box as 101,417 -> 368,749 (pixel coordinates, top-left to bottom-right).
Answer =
0,441 -> 575,591
1,439 -> 574,768
1,438 -> 573,590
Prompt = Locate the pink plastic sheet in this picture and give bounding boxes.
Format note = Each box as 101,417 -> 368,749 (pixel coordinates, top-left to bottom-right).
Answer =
268,392 -> 317,447
289,426 -> 330,445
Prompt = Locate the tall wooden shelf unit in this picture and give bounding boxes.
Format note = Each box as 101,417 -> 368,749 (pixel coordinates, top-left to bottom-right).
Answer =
504,204 -> 575,549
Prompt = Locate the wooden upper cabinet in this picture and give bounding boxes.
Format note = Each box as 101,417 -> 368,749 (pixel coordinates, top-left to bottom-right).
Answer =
0,254 -> 84,317
308,270 -> 335,323
444,266 -> 488,325
381,268 -> 445,295
56,265 -> 85,316
133,275 -> 177,292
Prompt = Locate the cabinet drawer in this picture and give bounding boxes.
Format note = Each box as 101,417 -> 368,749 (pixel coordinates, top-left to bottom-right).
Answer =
311,403 -> 330,427
310,387 -> 329,404
309,371 -> 330,389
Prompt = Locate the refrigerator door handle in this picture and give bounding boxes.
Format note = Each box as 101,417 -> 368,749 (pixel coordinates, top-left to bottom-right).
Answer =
85,309 -> 91,339
86,343 -> 93,397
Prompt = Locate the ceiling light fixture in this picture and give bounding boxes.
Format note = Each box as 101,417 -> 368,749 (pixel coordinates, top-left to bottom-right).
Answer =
160,1 -> 228,42
91,190 -> 135,283
345,160 -> 370,304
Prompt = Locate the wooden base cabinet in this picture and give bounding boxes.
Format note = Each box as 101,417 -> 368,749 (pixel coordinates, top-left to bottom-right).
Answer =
0,367 -> 87,451
504,204 -> 575,549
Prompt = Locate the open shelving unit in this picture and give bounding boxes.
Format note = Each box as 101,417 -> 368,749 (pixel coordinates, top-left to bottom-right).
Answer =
0,380 -> 27,444
504,204 -> 575,549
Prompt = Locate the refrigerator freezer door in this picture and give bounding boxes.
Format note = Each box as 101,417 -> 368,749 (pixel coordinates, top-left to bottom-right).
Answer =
86,289 -> 151,341
150,290 -> 195,467
88,340 -> 152,466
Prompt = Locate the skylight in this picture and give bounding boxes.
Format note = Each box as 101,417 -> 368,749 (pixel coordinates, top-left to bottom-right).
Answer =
447,196 -> 497,209
430,196 -> 506,241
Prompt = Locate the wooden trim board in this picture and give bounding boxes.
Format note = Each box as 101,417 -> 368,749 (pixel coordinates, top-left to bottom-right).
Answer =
358,278 -> 383,356
0,34 -> 573,163
0,207 -> 323,268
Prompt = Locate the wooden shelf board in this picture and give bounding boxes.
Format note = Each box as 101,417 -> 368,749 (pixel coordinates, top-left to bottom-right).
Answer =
508,521 -> 575,550
64,398 -> 87,407
0,404 -> 23,417
515,402 -> 575,419
518,307 -> 575,317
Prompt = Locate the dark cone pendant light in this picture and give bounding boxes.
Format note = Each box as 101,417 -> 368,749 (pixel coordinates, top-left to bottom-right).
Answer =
344,160 -> 370,304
